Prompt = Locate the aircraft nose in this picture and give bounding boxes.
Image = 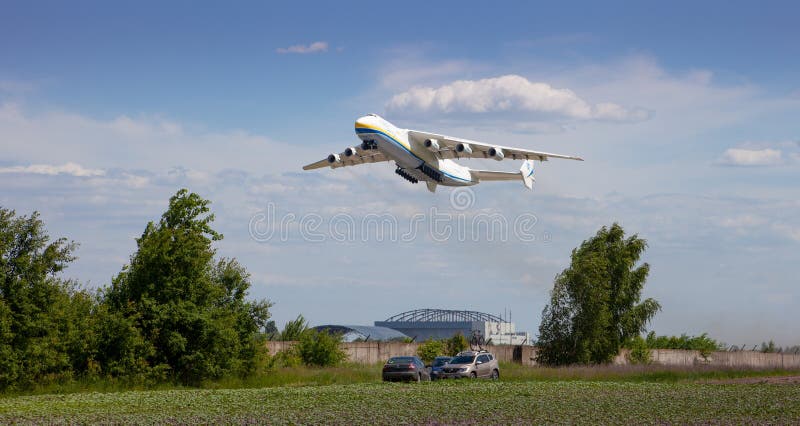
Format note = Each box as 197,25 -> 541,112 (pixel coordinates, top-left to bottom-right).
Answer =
355,115 -> 371,128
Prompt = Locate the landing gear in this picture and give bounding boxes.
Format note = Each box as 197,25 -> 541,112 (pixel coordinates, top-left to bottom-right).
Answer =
395,168 -> 418,184
360,139 -> 378,150
417,163 -> 443,182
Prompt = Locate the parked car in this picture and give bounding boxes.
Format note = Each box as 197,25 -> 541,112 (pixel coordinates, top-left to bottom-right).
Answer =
382,356 -> 431,382
428,356 -> 453,380
439,350 -> 500,379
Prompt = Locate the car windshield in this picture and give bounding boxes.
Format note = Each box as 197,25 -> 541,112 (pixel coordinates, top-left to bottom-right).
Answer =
433,358 -> 451,367
387,357 -> 414,364
449,355 -> 475,364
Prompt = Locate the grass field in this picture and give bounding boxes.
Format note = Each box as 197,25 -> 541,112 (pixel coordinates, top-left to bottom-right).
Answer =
2,380 -> 799,424
2,365 -> 800,424
8,362 -> 799,397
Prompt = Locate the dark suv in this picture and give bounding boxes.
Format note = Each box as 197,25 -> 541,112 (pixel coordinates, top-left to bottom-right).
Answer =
439,350 -> 500,379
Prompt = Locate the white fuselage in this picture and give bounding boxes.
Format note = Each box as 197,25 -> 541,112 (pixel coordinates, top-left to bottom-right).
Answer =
354,114 -> 475,187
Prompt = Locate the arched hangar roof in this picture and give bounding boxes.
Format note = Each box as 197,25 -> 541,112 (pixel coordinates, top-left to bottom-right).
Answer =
383,308 -> 504,323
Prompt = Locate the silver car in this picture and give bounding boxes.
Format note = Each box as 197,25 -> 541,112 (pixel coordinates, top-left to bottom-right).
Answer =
439,350 -> 500,379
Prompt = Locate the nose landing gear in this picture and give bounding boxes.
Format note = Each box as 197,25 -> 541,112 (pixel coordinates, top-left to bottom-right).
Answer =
360,139 -> 378,150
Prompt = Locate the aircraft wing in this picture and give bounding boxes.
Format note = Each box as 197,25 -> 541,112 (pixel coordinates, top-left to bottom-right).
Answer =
407,129 -> 583,162
302,147 -> 389,170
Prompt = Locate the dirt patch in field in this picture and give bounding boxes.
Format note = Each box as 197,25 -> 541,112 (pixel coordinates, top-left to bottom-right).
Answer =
702,375 -> 800,385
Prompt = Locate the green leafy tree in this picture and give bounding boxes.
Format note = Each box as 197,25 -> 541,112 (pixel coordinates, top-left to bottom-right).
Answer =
417,338 -> 446,363
279,314 -> 308,341
537,223 -> 661,365
761,340 -> 777,353
104,189 -> 272,383
446,333 -> 469,356
296,329 -> 347,367
0,208 -> 94,389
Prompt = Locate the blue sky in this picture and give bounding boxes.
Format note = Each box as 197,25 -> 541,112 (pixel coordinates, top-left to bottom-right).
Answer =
2,1 -> 799,346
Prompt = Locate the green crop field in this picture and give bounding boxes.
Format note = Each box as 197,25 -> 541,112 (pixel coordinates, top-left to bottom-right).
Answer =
1,380 -> 799,424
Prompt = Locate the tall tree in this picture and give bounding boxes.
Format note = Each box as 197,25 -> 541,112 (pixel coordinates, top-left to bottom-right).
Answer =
537,223 -> 661,365
104,189 -> 272,383
0,208 -> 91,389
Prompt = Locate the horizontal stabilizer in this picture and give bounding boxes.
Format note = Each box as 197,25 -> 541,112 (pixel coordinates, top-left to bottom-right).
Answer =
470,160 -> 536,191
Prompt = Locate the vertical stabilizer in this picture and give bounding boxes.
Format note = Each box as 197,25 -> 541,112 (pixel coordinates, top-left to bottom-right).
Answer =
520,160 -> 536,190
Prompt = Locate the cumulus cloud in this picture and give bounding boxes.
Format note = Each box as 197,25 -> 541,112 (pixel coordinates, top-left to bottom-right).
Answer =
0,162 -> 104,177
718,148 -> 783,167
386,74 -> 649,122
276,41 -> 328,54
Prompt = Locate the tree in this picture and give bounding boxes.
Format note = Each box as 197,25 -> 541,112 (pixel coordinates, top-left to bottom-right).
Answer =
103,189 -> 272,383
279,314 -> 308,341
417,338 -> 446,363
0,208 -> 94,389
264,320 -> 279,341
536,223 -> 661,365
446,333 -> 469,356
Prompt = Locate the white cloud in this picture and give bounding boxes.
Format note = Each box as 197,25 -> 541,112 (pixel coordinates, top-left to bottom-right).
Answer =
386,74 -> 649,122
718,148 -> 783,167
276,41 -> 328,54
0,162 -> 105,177
0,102 -> 315,175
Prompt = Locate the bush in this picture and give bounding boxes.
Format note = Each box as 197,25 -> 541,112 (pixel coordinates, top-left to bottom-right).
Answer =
644,332 -> 724,358
626,335 -> 651,365
417,339 -> 446,363
446,333 -> 469,356
266,349 -> 303,369
296,330 -> 346,367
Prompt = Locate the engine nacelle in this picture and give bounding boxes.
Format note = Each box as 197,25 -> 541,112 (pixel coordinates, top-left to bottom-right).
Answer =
344,147 -> 358,157
488,146 -> 505,161
424,138 -> 440,151
455,143 -> 473,154
327,153 -> 342,164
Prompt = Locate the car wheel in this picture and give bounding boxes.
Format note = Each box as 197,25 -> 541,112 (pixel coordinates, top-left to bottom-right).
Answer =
491,369 -> 499,380
469,372 -> 477,379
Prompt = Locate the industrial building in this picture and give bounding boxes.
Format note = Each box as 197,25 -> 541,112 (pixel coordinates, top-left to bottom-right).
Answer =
375,308 -> 531,345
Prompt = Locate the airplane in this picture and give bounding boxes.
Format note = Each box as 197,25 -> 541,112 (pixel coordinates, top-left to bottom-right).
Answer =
303,114 -> 583,192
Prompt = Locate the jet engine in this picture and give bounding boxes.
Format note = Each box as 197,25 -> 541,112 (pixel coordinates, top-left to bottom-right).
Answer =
455,143 -> 473,154
344,147 -> 358,157
487,146 -> 505,161
424,138 -> 440,151
327,153 -> 341,164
